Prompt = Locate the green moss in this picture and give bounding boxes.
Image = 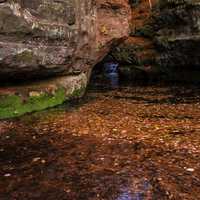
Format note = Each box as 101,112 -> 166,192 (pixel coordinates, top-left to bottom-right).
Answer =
0,82 -> 87,119
0,88 -> 66,119
70,85 -> 86,99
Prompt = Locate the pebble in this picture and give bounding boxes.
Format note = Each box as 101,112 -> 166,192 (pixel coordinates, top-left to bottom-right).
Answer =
121,130 -> 127,134
32,157 -> 41,162
41,159 -> 46,164
186,168 -> 194,172
4,173 -> 11,177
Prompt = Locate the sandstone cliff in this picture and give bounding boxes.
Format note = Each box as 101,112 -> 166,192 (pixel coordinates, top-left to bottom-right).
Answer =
0,0 -> 131,80
0,0 -> 131,118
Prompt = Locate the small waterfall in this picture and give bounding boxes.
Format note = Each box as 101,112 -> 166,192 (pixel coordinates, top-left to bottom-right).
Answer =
104,62 -> 119,89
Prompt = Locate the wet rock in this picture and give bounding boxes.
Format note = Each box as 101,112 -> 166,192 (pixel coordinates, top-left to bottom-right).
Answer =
0,73 -> 88,119
155,1 -> 200,66
0,0 -> 131,118
112,0 -> 200,83
0,0 -> 131,80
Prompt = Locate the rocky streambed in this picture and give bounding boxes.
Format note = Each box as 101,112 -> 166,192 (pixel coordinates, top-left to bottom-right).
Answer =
1,84 -> 200,200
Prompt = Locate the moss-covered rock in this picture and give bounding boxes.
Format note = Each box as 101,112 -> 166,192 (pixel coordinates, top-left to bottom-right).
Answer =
0,88 -> 65,119
0,73 -> 88,119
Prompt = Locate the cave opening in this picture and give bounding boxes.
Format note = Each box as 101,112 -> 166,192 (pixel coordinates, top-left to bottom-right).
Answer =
89,53 -> 155,90
89,54 -> 120,90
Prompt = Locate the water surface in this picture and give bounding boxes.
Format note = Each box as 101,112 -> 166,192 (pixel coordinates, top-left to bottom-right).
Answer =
1,85 -> 200,200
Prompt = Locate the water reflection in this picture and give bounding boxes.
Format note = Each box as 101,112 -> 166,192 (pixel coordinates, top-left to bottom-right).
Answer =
2,85 -> 200,199
116,179 -> 151,200
116,188 -> 132,200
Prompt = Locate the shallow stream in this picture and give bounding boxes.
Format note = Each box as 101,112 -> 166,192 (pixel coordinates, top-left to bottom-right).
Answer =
1,83 -> 200,199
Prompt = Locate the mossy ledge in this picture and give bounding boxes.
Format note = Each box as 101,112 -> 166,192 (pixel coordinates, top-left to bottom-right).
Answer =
0,73 -> 87,119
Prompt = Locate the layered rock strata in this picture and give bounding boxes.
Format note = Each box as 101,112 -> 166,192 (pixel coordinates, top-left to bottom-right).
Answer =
0,0 -> 131,118
112,0 -> 200,82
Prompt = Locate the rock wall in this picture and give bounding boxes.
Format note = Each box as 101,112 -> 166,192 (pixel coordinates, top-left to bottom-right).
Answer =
0,0 -> 131,118
111,0 -> 160,82
155,0 -> 200,70
0,0 -> 131,80
112,0 -> 200,82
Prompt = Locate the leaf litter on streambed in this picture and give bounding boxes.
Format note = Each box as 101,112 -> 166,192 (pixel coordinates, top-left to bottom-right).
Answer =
0,85 -> 200,199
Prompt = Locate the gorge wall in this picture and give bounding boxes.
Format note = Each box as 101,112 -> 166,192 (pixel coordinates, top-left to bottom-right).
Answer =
111,0 -> 200,82
0,0 -> 131,80
0,0 -> 131,119
156,0 -> 200,81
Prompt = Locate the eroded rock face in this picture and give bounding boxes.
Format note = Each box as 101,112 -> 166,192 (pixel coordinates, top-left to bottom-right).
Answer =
0,0 -> 131,81
0,0 -> 131,119
155,0 -> 200,69
111,0 -> 200,82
